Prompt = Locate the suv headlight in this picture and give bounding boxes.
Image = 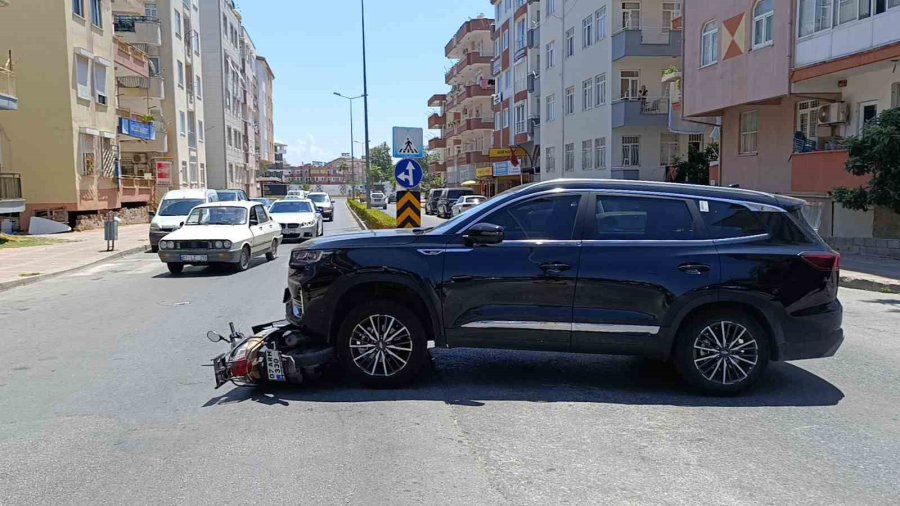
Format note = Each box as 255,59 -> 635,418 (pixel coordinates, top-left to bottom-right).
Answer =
150,222 -> 161,232
290,250 -> 331,267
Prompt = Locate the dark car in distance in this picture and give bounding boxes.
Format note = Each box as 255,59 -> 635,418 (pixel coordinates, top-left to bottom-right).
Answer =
424,188 -> 444,215
285,179 -> 843,394
436,187 -> 475,218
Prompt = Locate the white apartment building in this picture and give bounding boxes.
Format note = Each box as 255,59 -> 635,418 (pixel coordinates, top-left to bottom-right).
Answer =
241,27 -> 259,196
540,0 -> 689,181
199,0 -> 248,192
255,56 -> 275,168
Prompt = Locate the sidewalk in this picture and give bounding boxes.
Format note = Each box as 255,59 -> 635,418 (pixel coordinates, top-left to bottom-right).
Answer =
841,254 -> 900,294
0,224 -> 150,291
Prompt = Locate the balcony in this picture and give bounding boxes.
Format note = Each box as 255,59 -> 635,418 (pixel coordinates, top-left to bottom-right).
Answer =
427,94 -> 447,107
453,118 -> 494,136
492,57 -> 502,76
119,175 -> 154,203
114,16 -> 162,46
611,98 -> 669,129
795,7 -> 900,68
791,149 -> 870,195
528,116 -> 540,145
445,18 -> 494,58
528,27 -> 540,49
117,76 -> 164,100
451,151 -> 492,166
428,113 -> 445,129
0,61 -> 16,111
110,0 -> 147,15
527,72 -> 540,94
612,27 -> 681,61
114,38 -> 150,77
428,137 -> 447,150
445,52 -> 494,84
0,173 -> 25,214
430,161 -> 447,173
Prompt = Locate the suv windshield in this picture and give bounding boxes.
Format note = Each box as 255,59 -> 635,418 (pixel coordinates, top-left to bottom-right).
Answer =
158,199 -> 205,216
371,193 -> 385,199
270,201 -> 314,213
308,194 -> 329,203
185,207 -> 248,225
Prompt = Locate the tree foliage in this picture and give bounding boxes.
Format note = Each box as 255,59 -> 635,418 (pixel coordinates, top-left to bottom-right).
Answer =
368,142 -> 394,185
833,107 -> 900,213
672,142 -> 719,185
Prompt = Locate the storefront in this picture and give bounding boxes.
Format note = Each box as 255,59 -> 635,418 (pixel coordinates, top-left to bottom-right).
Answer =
475,166 -> 494,197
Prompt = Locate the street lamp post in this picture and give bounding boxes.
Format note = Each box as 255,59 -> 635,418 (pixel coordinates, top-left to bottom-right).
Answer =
360,0 -> 372,209
333,92 -> 363,197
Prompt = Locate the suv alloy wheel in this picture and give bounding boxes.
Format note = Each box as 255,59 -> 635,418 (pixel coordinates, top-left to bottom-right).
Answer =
337,301 -> 427,388
673,310 -> 771,395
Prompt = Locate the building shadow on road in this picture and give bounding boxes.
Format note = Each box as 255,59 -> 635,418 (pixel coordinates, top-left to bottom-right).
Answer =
202,348 -> 844,409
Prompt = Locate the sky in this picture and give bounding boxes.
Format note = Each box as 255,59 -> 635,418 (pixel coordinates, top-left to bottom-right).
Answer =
238,0 -> 492,166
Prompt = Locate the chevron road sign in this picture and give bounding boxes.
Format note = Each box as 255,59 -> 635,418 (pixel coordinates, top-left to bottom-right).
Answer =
395,190 -> 421,229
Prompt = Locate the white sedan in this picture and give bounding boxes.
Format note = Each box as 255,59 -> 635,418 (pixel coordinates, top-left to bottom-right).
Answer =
268,199 -> 323,241
451,195 -> 487,216
157,201 -> 282,275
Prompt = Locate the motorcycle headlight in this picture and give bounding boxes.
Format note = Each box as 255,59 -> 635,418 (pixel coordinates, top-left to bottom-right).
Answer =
223,240 -> 232,249
290,249 -> 330,267
214,241 -> 224,249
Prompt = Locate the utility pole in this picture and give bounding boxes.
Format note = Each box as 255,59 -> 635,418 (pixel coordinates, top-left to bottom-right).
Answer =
360,0 -> 372,209
333,92 -> 363,196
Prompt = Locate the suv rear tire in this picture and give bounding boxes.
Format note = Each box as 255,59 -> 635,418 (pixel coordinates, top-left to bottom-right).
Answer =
673,310 -> 770,395
337,301 -> 427,388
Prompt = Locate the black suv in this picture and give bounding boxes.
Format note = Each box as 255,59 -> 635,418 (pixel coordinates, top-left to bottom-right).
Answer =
424,188 -> 444,215
286,179 -> 843,394
436,187 -> 475,218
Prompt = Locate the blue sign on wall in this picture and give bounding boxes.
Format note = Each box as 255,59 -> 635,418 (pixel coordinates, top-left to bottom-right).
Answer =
119,118 -> 156,141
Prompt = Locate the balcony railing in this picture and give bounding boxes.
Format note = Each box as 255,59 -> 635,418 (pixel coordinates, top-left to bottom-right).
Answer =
611,97 -> 670,129
445,51 -> 494,83
0,173 -> 22,200
114,16 -> 162,46
428,113 -> 445,129
116,76 -> 164,99
445,18 -> 494,57
791,149 -> 871,194
612,26 -> 681,61
114,38 -> 150,77
0,61 -> 16,111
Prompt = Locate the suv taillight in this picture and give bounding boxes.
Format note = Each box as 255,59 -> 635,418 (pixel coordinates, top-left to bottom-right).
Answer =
800,252 -> 840,272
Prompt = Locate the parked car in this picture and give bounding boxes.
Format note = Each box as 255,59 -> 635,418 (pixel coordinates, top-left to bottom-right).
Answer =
251,197 -> 274,208
388,192 -> 397,203
424,188 -> 444,215
268,199 -> 323,240
437,187 -> 474,218
369,192 -> 388,210
451,195 -> 487,216
285,179 -> 843,394
215,189 -> 248,201
307,192 -> 334,222
157,201 -> 281,275
149,189 -> 219,252
287,189 -> 307,200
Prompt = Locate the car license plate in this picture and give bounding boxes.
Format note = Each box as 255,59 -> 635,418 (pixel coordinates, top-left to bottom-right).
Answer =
212,354 -> 228,388
265,349 -> 286,382
180,254 -> 208,262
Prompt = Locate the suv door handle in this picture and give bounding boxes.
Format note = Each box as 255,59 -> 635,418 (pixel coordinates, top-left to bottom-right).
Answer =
540,262 -> 571,273
678,263 -> 711,275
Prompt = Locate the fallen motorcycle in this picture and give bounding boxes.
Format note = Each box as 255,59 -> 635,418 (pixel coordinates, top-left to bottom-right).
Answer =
207,321 -> 333,388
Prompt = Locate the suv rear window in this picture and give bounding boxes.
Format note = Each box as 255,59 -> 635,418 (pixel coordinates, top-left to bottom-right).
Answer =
703,201 -> 766,239
589,196 -> 695,240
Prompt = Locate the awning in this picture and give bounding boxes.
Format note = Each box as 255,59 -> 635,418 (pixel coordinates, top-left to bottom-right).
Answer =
460,180 -> 478,186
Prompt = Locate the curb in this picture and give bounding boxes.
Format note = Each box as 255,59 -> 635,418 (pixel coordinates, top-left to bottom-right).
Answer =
0,244 -> 151,293
346,200 -> 370,231
841,276 -> 900,294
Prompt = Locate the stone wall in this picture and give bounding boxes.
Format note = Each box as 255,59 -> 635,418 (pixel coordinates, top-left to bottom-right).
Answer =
827,236 -> 900,260
73,206 -> 150,231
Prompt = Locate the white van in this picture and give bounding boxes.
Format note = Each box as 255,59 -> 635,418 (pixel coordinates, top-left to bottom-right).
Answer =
149,189 -> 219,251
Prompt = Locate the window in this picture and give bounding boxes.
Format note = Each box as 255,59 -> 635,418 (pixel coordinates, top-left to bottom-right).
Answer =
515,102 -> 526,134
514,62 -> 526,91
545,41 -> 555,68
859,101 -> 878,134
799,0 -> 833,37
835,0 -> 871,25
179,111 -> 186,136
177,60 -> 184,87
688,133 -> 704,153
503,30 -> 510,50
148,57 -> 161,76
494,37 -> 501,58
546,146 -> 556,172
93,61 -> 108,105
590,196 -> 696,241
596,7 -> 608,41
481,195 -> 581,241
194,30 -> 201,55
199,120 -> 204,142
195,75 -> 202,99
740,110 -> 759,153
90,0 -> 102,27
79,133 -> 96,175
701,21 -> 719,66
582,140 -> 593,170
704,201 -> 766,239
145,3 -> 158,17
254,205 -> 270,224
622,1 -> 641,29
75,55 -> 91,101
583,15 -> 593,47
565,28 -> 575,58
578,78 -> 593,111
663,2 -> 678,30
502,107 -> 510,128
622,136 -> 640,166
546,93 -> 557,122
893,82 -> 900,109
752,0 -> 774,48
547,0 -> 556,17
564,143 -> 575,171
619,70 -> 639,99
660,133 -> 680,165
174,9 -> 182,38
516,20 -> 527,51
595,138 -> 606,169
595,73 -> 607,105
565,86 -> 575,115
73,0 -> 85,17
797,100 -> 819,140
495,111 -> 501,126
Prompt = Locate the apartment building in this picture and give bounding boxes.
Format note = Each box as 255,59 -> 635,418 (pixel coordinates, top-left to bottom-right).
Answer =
199,0 -> 248,193
430,17 -> 496,190
240,27 -> 259,197
540,0 -> 690,183
682,0 -> 897,239
255,56 -> 275,169
0,0 -> 126,229
0,32 -> 23,228
490,0 -> 539,194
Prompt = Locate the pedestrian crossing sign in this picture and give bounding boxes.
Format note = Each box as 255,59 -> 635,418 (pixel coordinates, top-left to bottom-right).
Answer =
392,127 -> 424,159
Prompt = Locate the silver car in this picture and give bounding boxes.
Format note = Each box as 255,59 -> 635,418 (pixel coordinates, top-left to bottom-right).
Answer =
369,192 -> 388,210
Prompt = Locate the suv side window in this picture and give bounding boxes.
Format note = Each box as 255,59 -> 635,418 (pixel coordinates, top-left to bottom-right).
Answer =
588,195 -> 696,240
480,194 -> 581,241
703,201 -> 766,239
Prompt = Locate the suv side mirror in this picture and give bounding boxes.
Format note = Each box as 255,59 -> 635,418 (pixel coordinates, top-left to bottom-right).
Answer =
464,223 -> 504,246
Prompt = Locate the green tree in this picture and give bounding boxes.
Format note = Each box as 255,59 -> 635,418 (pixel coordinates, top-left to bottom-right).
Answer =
833,108 -> 900,213
368,142 -> 394,185
672,142 -> 719,185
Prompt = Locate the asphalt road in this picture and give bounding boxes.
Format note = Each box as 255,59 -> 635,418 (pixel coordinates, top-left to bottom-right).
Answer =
1,200 -> 899,505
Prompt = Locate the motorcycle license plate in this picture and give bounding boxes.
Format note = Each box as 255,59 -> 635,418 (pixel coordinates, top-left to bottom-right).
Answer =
265,349 -> 286,382
181,254 -> 208,262
212,354 -> 228,389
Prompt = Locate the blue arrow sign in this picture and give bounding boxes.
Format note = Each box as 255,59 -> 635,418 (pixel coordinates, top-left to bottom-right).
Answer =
394,158 -> 423,189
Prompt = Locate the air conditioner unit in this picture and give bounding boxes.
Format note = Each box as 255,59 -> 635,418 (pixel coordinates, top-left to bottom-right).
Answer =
817,102 -> 849,124
133,153 -> 148,164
